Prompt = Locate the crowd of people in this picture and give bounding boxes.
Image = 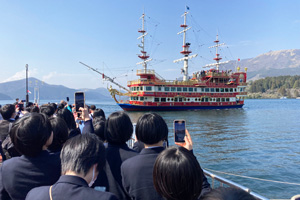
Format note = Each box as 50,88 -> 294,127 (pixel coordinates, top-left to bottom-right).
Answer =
0,99 -> 256,200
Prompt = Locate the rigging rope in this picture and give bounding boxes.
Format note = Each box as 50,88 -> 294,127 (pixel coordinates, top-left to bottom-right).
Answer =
204,168 -> 300,186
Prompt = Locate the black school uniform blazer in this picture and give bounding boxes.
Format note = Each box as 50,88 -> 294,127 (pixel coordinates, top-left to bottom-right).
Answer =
26,175 -> 118,200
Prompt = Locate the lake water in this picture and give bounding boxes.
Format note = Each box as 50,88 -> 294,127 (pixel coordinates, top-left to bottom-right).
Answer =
1,99 -> 299,199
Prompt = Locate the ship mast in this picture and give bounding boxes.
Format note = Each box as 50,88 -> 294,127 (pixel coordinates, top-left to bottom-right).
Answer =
137,13 -> 152,72
204,34 -> 229,70
173,9 -> 197,81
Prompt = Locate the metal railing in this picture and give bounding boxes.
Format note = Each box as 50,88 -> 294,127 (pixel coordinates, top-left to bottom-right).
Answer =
203,169 -> 269,200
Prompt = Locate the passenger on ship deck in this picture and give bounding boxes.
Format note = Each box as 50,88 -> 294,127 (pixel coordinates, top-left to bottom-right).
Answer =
0,104 -> 16,142
93,111 -> 138,200
0,113 -> 61,200
26,134 -> 118,200
121,113 -> 168,200
48,117 -> 69,153
153,146 -> 203,200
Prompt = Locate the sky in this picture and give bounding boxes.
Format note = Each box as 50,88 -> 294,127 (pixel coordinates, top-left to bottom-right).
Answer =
0,0 -> 300,89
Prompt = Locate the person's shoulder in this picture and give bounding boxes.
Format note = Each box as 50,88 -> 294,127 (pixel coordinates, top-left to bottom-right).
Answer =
26,185 -> 49,199
88,188 -> 118,200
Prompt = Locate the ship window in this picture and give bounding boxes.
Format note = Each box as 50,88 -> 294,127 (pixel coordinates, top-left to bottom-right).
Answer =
225,88 -> 229,92
177,87 -> 182,92
140,97 -> 144,101
146,86 -> 152,91
171,98 -> 174,101
194,88 -> 197,92
171,87 -> 176,91
137,87 -> 139,91
195,98 -> 197,101
167,98 -> 170,101
201,88 -> 205,92
133,87 -> 136,91
240,79 -> 243,82
161,98 -> 166,102
158,87 -> 162,91
165,87 -> 170,91
184,98 -> 186,101
216,98 -> 220,102
183,87 -> 187,92
174,98 -> 178,102
187,98 -> 190,101
189,88 -> 193,92
140,87 -> 143,91
205,88 -> 210,92
216,88 -> 220,92
179,98 -> 183,102
131,97 -> 133,100
210,88 -> 215,92
220,88 -> 225,92
205,98 -> 209,102
230,88 -> 233,92
226,98 -> 229,102
222,98 -> 225,102
154,98 -> 160,102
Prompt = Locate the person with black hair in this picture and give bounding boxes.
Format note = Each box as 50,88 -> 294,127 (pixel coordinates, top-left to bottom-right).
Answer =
57,108 -> 80,139
93,111 -> 138,200
0,113 -> 61,200
30,105 -> 40,113
93,116 -> 106,141
200,187 -> 256,200
153,146 -> 203,200
121,113 -> 168,200
49,103 -> 58,116
26,134 -> 118,200
40,104 -> 55,117
0,104 -> 16,142
93,108 -> 106,119
48,117 -> 69,153
89,104 -> 96,119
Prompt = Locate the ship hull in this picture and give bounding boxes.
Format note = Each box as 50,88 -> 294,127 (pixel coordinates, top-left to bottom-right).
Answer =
118,103 -> 244,111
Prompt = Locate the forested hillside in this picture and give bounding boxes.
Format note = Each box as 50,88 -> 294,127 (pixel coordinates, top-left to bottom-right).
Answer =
247,75 -> 300,98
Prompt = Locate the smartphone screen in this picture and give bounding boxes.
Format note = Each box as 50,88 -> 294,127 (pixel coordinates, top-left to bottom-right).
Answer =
174,120 -> 186,143
75,92 -> 85,112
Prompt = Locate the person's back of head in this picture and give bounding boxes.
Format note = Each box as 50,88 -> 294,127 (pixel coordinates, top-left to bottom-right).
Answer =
201,187 -> 256,200
26,102 -> 34,108
93,116 -> 106,141
90,105 -> 96,111
60,134 -> 106,177
40,104 -> 55,117
105,111 -> 133,144
57,108 -> 76,131
49,103 -> 58,114
0,104 -> 16,120
30,106 -> 40,113
10,113 -> 53,157
48,117 -> 69,152
153,146 -> 203,200
136,113 -> 168,145
93,108 -> 105,119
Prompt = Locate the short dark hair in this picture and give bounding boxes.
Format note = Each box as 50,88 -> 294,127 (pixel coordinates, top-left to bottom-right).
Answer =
40,104 -> 55,117
153,146 -> 203,200
136,113 -> 168,145
90,105 -> 96,111
93,116 -> 106,141
30,106 -> 40,113
93,108 -> 105,119
201,187 -> 256,200
0,104 -> 15,120
60,134 -> 106,176
49,103 -> 58,112
48,117 -> 69,152
26,102 -> 34,108
57,108 -> 76,130
10,113 -> 52,157
105,111 -> 133,144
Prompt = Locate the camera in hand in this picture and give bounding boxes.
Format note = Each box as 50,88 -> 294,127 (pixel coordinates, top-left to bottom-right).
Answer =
174,120 -> 186,143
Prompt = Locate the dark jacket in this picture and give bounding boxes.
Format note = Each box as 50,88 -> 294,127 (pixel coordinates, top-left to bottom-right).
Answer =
0,150 -> 61,200
94,143 -> 138,200
0,120 -> 13,142
121,147 -> 165,200
25,175 -> 118,200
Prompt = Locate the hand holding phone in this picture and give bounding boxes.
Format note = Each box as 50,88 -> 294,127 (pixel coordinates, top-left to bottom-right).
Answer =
174,120 -> 186,143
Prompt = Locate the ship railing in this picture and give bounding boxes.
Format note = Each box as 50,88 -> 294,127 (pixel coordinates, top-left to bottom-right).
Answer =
203,169 -> 269,200
136,69 -> 156,75
128,79 -> 203,86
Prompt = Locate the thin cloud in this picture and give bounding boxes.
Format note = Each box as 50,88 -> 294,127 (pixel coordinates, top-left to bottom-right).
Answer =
1,68 -> 38,83
293,19 -> 300,24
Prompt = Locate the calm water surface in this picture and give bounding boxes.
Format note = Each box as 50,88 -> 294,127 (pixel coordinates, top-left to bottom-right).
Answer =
1,99 -> 299,199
